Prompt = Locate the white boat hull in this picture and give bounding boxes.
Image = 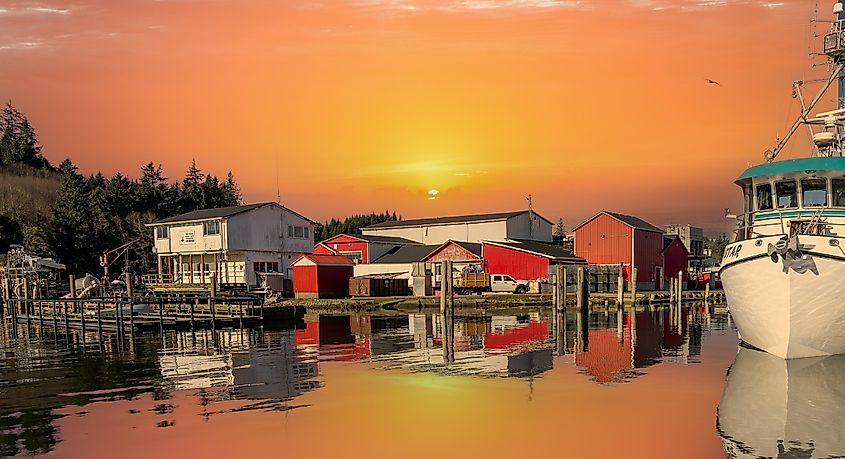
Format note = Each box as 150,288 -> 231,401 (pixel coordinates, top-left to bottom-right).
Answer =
721,235 -> 845,359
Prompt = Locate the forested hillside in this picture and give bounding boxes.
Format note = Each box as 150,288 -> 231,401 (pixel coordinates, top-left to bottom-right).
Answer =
0,101 -> 241,274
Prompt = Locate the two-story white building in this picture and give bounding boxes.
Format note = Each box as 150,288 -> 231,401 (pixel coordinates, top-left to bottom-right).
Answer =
147,202 -> 314,287
359,210 -> 553,245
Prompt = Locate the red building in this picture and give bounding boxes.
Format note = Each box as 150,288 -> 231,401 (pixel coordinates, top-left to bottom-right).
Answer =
292,254 -> 355,299
662,235 -> 689,284
314,234 -> 419,264
482,240 -> 585,281
573,211 -> 664,290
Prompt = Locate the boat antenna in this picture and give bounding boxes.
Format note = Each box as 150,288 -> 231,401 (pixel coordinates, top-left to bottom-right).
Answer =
765,1 -> 845,162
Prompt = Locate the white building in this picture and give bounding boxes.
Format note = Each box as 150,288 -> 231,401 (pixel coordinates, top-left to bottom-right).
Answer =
147,202 -> 314,287
360,210 -> 553,245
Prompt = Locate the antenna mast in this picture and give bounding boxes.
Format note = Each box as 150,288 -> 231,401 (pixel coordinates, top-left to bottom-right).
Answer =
765,1 -> 845,162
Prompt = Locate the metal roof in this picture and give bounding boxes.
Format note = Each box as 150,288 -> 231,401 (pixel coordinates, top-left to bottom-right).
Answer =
293,254 -> 355,266
484,240 -> 585,262
573,211 -> 663,234
324,234 -> 420,245
370,245 -> 441,264
152,202 -> 314,225
363,210 -> 550,229
737,157 -> 845,181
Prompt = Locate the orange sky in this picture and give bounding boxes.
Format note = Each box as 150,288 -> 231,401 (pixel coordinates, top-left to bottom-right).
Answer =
0,0 -> 835,233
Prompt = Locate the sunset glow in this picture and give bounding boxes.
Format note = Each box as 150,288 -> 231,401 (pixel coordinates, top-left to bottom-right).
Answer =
0,0 -> 827,231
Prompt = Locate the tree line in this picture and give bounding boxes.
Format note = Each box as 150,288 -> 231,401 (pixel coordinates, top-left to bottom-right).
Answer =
0,101 -> 241,275
314,212 -> 400,242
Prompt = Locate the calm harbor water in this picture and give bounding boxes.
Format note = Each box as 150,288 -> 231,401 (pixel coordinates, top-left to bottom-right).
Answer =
0,305 -> 842,458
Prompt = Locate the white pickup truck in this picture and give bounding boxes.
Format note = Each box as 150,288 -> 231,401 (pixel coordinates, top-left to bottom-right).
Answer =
456,272 -> 530,294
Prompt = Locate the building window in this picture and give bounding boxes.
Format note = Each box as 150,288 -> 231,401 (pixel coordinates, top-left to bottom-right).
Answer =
756,183 -> 773,211
801,178 -> 827,207
775,180 -> 798,209
203,220 -> 220,235
340,251 -> 362,264
155,226 -> 168,239
253,262 -> 280,273
287,225 -> 310,239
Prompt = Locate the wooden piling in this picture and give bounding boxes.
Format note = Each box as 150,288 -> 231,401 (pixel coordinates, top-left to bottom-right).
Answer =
158,299 -> 164,333
439,260 -> 447,319
576,267 -> 587,311
669,278 -> 675,303
630,268 -> 638,305
677,270 -> 683,302
616,264 -> 624,306
191,298 -> 196,330
69,274 -> 77,299
97,301 -> 103,336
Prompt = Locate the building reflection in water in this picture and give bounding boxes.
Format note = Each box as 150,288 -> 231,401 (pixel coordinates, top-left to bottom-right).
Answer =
0,303 -> 728,456
718,347 -> 845,458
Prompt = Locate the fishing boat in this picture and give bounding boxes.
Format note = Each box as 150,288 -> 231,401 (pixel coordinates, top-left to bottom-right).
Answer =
720,2 -> 845,359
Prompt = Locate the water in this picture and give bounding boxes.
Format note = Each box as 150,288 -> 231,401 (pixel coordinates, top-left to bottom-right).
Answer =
0,305 -> 841,458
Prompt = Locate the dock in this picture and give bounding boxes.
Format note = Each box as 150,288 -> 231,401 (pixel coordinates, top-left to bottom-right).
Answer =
1,295 -> 304,333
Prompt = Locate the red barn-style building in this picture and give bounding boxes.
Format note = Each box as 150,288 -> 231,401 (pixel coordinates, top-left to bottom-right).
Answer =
314,234 -> 419,264
292,254 -> 355,299
573,211 -> 664,290
662,235 -> 689,285
482,240 -> 585,281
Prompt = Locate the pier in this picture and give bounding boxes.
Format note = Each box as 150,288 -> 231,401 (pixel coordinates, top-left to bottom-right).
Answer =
0,295 -> 303,333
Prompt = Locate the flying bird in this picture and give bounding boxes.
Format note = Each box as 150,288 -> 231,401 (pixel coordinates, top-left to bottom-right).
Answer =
705,78 -> 722,87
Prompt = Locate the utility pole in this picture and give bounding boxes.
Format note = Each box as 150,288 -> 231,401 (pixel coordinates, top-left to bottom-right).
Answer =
526,194 -> 534,240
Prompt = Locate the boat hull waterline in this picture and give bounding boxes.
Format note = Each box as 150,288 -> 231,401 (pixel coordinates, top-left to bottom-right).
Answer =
721,234 -> 845,359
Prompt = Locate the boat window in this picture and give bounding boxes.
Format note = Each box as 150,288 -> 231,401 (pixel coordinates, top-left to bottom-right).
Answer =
833,179 -> 845,207
775,181 -> 798,208
755,183 -> 773,211
801,178 -> 827,207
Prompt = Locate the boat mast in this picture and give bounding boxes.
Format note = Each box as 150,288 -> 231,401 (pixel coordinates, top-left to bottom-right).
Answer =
765,1 -> 845,162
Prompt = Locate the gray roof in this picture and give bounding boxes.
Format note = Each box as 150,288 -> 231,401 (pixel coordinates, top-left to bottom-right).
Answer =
451,241 -> 482,258
152,202 -> 314,225
371,245 -> 441,264
573,211 -> 664,233
605,212 -> 663,233
485,239 -> 584,261
347,234 -> 421,245
363,210 -> 549,229
155,203 -> 269,224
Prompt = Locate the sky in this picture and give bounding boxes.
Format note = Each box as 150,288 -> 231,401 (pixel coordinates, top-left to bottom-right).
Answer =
0,0 -> 836,234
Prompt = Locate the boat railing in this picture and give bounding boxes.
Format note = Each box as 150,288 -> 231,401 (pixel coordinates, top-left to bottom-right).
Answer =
731,207 -> 845,241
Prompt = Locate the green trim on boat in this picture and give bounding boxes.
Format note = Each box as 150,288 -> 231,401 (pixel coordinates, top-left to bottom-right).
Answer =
738,157 -> 845,181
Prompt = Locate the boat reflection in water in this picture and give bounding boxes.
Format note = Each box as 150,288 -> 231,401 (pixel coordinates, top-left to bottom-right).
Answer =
718,348 -> 845,458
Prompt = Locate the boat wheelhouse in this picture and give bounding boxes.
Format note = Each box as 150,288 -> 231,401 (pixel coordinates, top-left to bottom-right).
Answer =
732,157 -> 845,240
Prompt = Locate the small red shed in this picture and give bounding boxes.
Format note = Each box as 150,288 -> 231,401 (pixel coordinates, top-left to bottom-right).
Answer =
292,254 -> 355,299
482,240 -> 585,281
662,235 -> 689,286
573,211 -> 664,290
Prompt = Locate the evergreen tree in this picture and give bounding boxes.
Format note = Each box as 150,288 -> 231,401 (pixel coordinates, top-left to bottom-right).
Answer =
554,218 -> 566,238
0,101 -> 50,169
50,160 -> 96,271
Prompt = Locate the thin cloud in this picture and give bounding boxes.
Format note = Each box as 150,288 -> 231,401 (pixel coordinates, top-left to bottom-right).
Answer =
0,5 -> 72,17
0,40 -> 46,51
350,0 -> 589,13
